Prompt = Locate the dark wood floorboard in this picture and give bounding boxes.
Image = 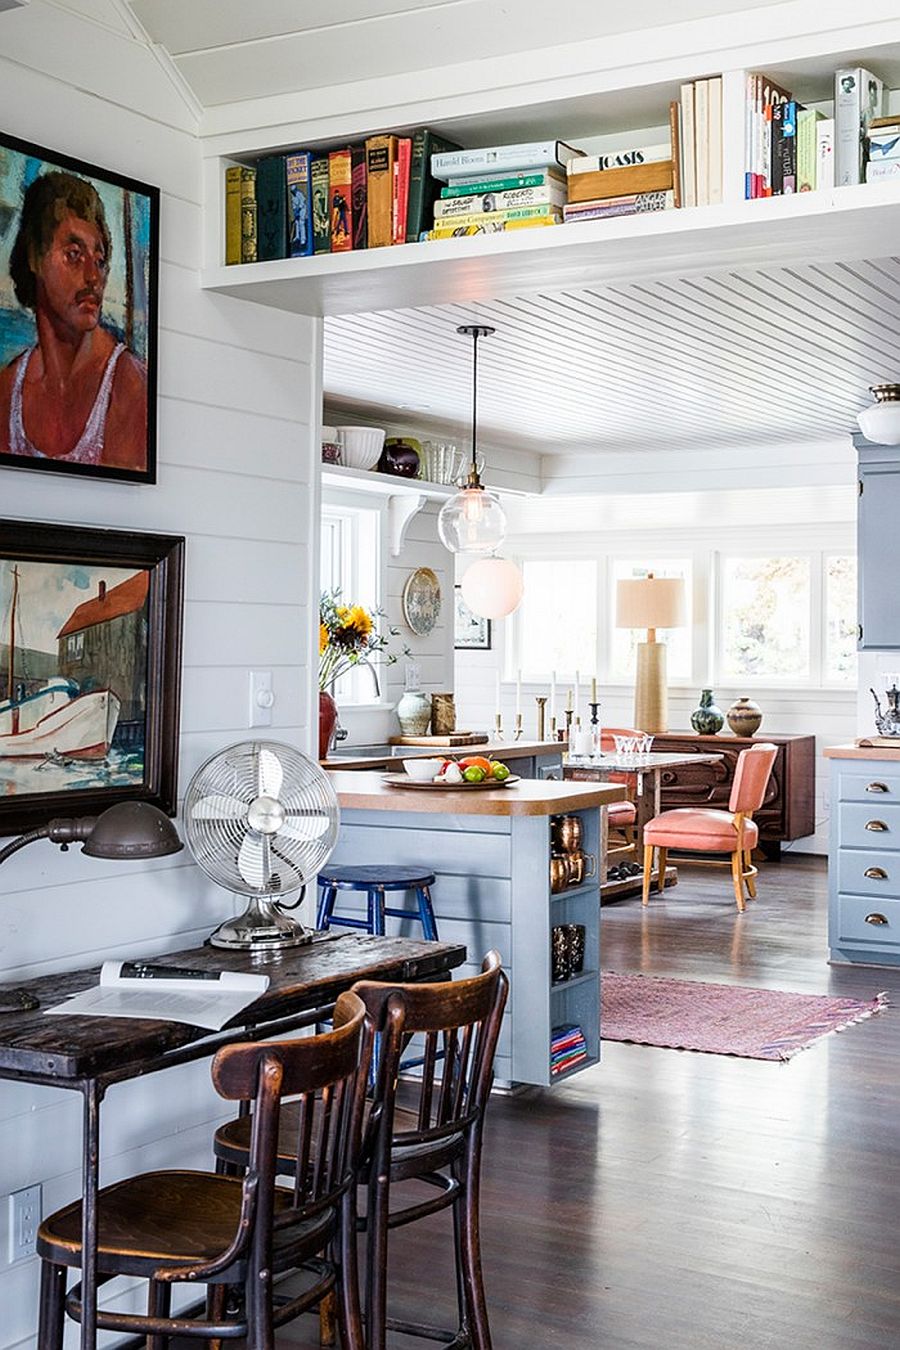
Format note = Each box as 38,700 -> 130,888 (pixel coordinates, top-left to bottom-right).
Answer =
176,856 -> 900,1348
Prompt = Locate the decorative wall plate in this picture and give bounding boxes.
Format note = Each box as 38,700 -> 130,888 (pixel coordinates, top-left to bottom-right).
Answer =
402,567 -> 442,636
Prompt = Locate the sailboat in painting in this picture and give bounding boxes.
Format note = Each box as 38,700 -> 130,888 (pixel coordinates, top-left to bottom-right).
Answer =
0,565 -> 120,760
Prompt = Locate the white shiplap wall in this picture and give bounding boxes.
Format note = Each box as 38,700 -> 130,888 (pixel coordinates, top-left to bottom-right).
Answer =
0,4 -> 318,1344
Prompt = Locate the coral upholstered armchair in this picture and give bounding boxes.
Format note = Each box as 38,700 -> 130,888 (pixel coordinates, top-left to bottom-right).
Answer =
641,743 -> 778,912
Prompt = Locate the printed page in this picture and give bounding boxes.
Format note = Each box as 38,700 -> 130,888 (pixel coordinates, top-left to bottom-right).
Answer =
44,961 -> 269,1030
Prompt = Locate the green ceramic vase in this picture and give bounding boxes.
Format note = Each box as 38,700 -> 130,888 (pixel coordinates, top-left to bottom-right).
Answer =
690,688 -> 725,734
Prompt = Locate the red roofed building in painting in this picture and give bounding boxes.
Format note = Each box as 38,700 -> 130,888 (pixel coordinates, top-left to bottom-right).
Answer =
57,571 -> 149,737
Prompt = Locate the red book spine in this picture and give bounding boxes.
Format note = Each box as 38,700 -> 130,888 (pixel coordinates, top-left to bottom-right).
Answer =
393,137 -> 412,244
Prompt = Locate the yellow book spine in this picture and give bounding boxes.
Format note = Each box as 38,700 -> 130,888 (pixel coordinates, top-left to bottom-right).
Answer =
224,165 -> 242,265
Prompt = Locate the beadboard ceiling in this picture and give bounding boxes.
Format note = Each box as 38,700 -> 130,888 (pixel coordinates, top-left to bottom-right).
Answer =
322,256 -> 898,458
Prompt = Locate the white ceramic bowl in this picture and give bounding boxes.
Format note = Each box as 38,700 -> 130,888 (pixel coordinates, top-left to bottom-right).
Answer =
402,757 -> 443,781
336,426 -> 385,470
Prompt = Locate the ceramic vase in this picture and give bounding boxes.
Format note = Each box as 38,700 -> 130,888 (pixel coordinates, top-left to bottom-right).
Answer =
318,689 -> 338,760
727,696 -> 763,737
690,688 -> 725,734
397,689 -> 431,735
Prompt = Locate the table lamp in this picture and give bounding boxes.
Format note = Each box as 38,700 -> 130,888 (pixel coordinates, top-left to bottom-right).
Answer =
616,574 -> 686,734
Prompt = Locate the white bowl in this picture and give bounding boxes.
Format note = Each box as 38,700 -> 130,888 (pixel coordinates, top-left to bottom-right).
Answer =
336,426 -> 385,470
402,757 -> 443,781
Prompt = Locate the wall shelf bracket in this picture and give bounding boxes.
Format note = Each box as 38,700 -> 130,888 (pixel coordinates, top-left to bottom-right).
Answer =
388,492 -> 427,557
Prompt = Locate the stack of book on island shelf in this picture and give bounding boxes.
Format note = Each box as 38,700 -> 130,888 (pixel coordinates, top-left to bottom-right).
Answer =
564,134 -> 677,223
550,1023 -> 588,1076
425,140 -> 583,238
223,126 -> 462,263
744,65 -> 887,197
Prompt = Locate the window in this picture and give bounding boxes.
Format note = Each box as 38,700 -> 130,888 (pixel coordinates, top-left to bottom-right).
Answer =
319,501 -> 382,704
609,559 -> 692,681
718,555 -> 811,681
516,560 -> 597,677
66,632 -> 84,661
825,554 -> 857,684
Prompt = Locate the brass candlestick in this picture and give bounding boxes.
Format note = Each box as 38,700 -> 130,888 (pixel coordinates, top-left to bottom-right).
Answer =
494,712 -> 504,740
513,713 -> 524,741
589,700 -> 601,757
535,696 -> 547,742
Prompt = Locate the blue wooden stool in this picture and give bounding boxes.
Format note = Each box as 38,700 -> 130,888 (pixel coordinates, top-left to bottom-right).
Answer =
316,864 -> 439,940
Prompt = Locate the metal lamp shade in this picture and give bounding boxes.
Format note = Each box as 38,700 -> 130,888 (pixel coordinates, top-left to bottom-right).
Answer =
81,801 -> 183,859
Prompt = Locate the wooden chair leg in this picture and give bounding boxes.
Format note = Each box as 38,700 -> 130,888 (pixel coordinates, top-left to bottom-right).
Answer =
206,1284 -> 228,1350
731,851 -> 746,912
457,1156 -> 492,1350
147,1278 -> 172,1350
656,847 -> 667,894
744,849 -> 757,899
365,1170 -> 390,1350
319,1289 -> 337,1347
334,1189 -> 365,1350
642,845 -> 654,905
37,1261 -> 67,1350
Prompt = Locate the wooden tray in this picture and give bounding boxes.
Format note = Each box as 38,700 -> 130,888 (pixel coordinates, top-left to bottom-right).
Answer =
381,773 -> 520,791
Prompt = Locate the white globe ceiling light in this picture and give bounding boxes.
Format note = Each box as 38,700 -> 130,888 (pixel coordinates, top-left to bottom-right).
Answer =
437,325 -> 508,554
461,556 -> 524,620
858,384 -> 900,445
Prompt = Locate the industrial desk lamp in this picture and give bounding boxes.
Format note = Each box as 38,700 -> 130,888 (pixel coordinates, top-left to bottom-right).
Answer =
615,574 -> 687,734
0,801 -> 183,1012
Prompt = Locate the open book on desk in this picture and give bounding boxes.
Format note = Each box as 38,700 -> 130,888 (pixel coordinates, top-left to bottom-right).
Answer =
44,960 -> 270,1031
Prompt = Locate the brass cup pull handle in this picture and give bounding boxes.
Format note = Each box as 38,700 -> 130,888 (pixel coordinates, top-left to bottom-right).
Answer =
864,867 -> 888,880
866,782 -> 890,793
865,912 -> 889,926
865,820 -> 889,831
582,852 -> 597,879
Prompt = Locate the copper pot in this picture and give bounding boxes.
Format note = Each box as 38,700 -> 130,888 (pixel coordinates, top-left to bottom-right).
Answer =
553,814 -> 583,853
550,853 -> 571,893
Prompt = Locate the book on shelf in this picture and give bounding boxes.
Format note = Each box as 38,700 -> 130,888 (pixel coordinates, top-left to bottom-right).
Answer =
434,182 -> 566,218
431,139 -> 585,180
430,203 -> 561,228
708,75 -> 723,204
406,128 -> 463,240
797,108 -> 825,191
563,190 -> 674,220
311,156 -> 331,254
427,217 -> 559,238
669,101 -> 683,209
768,101 -> 785,195
240,165 -> 257,263
817,118 -> 835,190
256,153 -> 288,261
834,67 -> 884,187
350,144 -> 368,250
328,148 -> 353,252
224,164 -> 243,265
745,72 -> 792,198
680,81 -> 697,207
695,78 -> 710,205
365,133 -> 397,247
866,159 -> 900,182
567,159 -> 674,205
441,169 -> 563,197
866,124 -> 900,162
391,135 -> 412,244
568,142 -> 669,175
286,152 -> 314,258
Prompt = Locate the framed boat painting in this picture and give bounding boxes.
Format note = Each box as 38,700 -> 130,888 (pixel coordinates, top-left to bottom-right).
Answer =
0,520 -> 183,835
0,131 -> 159,483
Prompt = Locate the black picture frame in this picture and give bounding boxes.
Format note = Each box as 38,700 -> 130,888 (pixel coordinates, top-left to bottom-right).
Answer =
454,585 -> 492,650
0,130 -> 159,484
0,520 -> 184,836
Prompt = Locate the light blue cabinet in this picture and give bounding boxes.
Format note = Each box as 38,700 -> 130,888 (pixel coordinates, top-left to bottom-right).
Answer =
857,439 -> 900,650
828,754 -> 900,966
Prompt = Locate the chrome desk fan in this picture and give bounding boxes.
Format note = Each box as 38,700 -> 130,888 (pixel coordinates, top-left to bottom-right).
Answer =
184,740 -> 340,949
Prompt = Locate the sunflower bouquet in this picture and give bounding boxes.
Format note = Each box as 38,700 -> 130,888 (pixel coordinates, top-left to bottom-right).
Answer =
318,590 -> 406,692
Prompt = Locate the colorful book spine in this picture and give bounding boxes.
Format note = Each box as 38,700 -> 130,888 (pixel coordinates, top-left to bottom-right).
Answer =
239,166 -> 257,264
569,143 -> 669,175
365,134 -> 397,247
868,129 -> 900,162
427,218 -> 559,239
429,204 -> 560,228
441,170 -> 561,197
392,136 -> 411,244
434,184 -> 565,218
780,101 -> 799,193
563,191 -> 674,220
224,165 -> 243,264
797,108 -> 824,191
255,154 -> 287,261
431,139 -> 584,180
406,128 -> 463,241
311,157 -> 331,254
834,67 -> 884,186
351,144 -> 368,250
328,149 -> 353,252
286,152 -> 313,258
817,118 -> 835,190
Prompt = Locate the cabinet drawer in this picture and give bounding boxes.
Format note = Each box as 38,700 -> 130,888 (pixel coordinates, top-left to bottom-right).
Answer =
836,893 -> 900,950
839,802 -> 900,849
839,769 -> 900,803
837,848 -> 900,898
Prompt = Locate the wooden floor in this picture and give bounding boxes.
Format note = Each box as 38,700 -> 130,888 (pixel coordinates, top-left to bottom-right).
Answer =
198,856 -> 900,1348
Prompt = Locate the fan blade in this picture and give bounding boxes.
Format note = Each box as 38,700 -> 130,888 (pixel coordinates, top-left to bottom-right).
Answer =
257,747 -> 283,800
279,810 -> 332,843
238,834 -> 267,890
191,793 -> 247,822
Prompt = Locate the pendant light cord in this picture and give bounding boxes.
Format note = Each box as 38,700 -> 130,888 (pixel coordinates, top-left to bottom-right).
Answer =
470,329 -> 479,479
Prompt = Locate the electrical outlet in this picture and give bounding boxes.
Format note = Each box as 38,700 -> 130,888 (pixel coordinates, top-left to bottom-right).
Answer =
8,1184 -> 41,1263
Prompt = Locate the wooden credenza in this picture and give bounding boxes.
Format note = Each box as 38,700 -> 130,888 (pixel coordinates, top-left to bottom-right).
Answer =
650,731 -> 816,858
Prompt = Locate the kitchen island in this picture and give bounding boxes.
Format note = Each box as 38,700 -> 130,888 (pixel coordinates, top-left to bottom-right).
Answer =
327,771 -> 626,1086
322,738 -> 565,777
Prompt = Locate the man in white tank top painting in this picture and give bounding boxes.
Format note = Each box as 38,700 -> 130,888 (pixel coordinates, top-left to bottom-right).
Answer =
0,171 -> 147,471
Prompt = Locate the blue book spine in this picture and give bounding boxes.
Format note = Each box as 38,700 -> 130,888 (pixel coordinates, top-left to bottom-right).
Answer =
286,151 -> 314,258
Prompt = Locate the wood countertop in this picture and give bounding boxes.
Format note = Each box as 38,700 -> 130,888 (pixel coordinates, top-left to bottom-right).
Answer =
824,743 -> 900,761
322,739 -> 564,771
331,770 -> 626,817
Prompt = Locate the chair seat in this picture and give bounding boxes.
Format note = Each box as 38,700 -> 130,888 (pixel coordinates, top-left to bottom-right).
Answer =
643,808 -> 759,852
318,865 -> 436,891
608,800 -> 636,827
36,1170 -> 326,1277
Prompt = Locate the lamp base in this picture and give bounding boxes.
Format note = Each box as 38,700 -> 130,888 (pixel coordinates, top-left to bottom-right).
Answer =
634,640 -> 669,734
209,897 -> 314,950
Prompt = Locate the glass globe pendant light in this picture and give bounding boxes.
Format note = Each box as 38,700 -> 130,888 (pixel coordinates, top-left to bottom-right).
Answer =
437,325 -> 508,554
858,384 -> 900,445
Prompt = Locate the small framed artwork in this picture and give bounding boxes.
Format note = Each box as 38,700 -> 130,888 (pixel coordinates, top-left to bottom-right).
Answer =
454,585 -> 492,650
0,131 -> 159,483
0,520 -> 184,836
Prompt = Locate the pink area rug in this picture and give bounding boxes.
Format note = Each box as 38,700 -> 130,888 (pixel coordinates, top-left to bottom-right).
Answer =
601,971 -> 887,1061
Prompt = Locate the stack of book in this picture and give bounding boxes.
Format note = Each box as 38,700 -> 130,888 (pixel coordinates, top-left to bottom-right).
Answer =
550,1024 -> 588,1076
865,114 -> 900,182
745,66 -> 884,196
564,138 -> 676,223
425,140 -> 582,238
674,76 -> 723,208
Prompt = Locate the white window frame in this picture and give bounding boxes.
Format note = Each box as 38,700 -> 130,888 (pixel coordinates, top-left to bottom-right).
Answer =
713,548 -> 817,689
320,490 -> 387,708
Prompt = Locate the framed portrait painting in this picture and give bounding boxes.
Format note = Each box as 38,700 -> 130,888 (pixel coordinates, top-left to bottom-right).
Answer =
454,585 -> 492,650
0,131 -> 159,483
0,520 -> 184,836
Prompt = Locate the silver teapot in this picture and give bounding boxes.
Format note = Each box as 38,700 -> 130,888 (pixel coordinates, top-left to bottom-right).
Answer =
871,677 -> 900,737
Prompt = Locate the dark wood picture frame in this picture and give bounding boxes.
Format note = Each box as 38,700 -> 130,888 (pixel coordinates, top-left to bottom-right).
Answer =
0,520 -> 183,836
454,585 -> 492,650
0,130 -> 160,484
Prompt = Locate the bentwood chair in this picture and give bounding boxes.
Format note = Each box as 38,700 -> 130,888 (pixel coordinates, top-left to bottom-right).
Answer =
214,951 -> 509,1350
641,742 -> 778,912
36,992 -> 371,1350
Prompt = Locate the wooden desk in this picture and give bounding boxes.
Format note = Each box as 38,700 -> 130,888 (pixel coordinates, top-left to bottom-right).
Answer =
0,933 -> 465,1350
